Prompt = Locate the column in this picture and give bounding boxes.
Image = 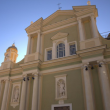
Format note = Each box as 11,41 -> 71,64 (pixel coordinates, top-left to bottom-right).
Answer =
1,79 -> 9,110
36,32 -> 41,53
97,61 -> 110,110
0,80 -> 1,95
83,64 -> 95,110
52,41 -> 56,59
77,18 -> 85,41
27,35 -> 31,55
31,72 -> 39,110
90,14 -> 99,38
38,74 -> 42,110
19,75 -> 27,110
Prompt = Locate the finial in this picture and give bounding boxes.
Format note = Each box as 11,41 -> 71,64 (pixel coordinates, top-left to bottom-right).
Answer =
31,21 -> 33,24
87,1 -> 91,5
12,43 -> 15,46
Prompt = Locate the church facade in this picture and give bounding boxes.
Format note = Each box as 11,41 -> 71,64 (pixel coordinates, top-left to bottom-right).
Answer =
0,3 -> 110,110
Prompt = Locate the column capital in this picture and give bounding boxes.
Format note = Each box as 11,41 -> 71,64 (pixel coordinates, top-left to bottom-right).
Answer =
27,34 -> 31,37
97,60 -> 106,64
32,72 -> 39,77
37,30 -> 41,34
22,74 -> 27,78
90,13 -> 95,17
77,17 -> 81,21
83,62 -> 89,67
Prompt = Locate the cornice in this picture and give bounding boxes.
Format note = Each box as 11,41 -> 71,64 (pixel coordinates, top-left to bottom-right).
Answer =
77,45 -> 106,57
51,32 -> 68,40
42,17 -> 76,32
11,68 -> 22,74
19,60 -> 42,70
41,55 -> 81,68
0,68 -> 10,75
42,22 -> 77,35
75,9 -> 95,17
25,17 -> 43,34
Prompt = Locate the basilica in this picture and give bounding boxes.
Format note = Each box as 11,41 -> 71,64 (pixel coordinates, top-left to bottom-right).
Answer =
0,2 -> 110,110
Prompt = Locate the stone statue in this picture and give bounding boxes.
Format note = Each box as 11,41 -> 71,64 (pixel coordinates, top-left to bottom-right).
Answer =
57,79 -> 65,97
13,86 -> 19,102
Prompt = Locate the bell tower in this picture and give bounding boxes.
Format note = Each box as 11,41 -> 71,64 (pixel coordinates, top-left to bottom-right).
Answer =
4,43 -> 18,63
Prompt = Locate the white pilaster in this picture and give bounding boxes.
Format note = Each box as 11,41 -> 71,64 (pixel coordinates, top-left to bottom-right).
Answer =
36,32 -> 41,53
0,80 -> 1,95
97,61 -> 110,110
19,75 -> 27,110
38,74 -> 42,110
90,14 -> 99,38
31,72 -> 39,110
83,64 -> 95,110
64,39 -> 68,56
1,79 -> 10,110
77,18 -> 85,41
27,35 -> 31,55
52,41 -> 56,59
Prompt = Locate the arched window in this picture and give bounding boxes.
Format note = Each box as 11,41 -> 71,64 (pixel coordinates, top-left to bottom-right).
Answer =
57,43 -> 65,58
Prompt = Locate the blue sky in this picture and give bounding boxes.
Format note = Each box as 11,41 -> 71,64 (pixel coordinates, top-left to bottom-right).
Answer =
0,0 -> 110,66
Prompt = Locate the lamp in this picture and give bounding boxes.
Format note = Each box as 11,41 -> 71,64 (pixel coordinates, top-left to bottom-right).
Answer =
23,77 -> 25,81
99,63 -> 102,67
27,77 -> 29,80
32,77 -> 34,80
91,65 -> 94,69
85,66 -> 88,71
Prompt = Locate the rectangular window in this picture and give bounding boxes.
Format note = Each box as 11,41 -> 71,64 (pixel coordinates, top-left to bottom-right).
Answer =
47,50 -> 52,60
70,44 -> 76,55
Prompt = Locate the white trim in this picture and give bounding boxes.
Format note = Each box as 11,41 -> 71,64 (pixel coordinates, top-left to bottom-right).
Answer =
51,103 -> 72,110
10,82 -> 21,108
23,69 -> 38,75
10,75 -> 22,80
55,74 -> 67,100
68,41 -> 77,55
44,47 -> 52,61
41,63 -> 81,74
43,22 -> 77,34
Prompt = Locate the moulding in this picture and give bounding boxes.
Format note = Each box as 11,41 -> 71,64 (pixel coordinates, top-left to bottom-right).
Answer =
10,82 -> 21,108
11,68 -> 22,74
77,45 -> 106,57
20,60 -> 41,69
51,103 -> 72,110
23,69 -> 39,75
0,69 -> 10,75
42,22 -> 77,35
43,10 -> 74,26
55,74 -> 67,100
10,75 -> 22,80
42,54 -> 79,64
41,63 -> 82,75
25,18 -> 43,33
42,17 -> 76,31
51,32 -> 68,40
44,47 -> 53,61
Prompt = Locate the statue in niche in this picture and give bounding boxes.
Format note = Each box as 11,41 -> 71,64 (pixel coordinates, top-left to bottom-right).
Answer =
12,86 -> 19,102
57,79 -> 65,97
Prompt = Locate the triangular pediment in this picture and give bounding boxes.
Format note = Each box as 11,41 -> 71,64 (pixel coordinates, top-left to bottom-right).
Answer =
43,10 -> 74,26
51,32 -> 68,40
